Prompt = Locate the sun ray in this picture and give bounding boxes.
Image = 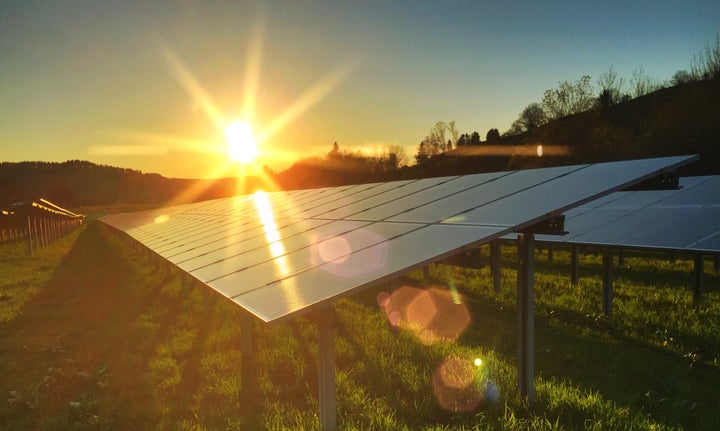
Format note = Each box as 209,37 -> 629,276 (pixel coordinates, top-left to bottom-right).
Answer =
155,37 -> 226,128
97,129 -> 222,155
256,57 -> 363,144
242,12 -> 266,122
95,25 -> 362,207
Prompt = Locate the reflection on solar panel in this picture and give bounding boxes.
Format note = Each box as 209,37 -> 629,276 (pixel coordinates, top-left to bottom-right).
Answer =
100,155 -> 696,324
534,176 -> 720,253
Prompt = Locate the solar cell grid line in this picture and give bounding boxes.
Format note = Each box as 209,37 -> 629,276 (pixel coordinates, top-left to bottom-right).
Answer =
567,176 -> 708,210
313,176 -> 459,221
183,219 -> 379,277
138,201 -> 263,248
691,230 -> 720,252
161,214 -> 331,261
232,223 -> 510,321
155,178 -> 465,276
448,156 -> 694,229
151,190 -> 352,260
170,218 -> 333,268
270,184 -> 370,216
558,176 -> 717,227
565,207 -> 694,246
621,206 -> 720,250
173,176 -> 505,285
192,221 -> 425,298
581,185 -> 688,210
296,179 -> 420,219
152,217 -> 264,256
660,176 -> 720,206
340,171 -> 514,222
136,212 -> 230,240
533,175 -> 720,249
155,213 -> 265,256
346,170 -> 517,223
268,182 -> 399,219
386,165 -> 583,224
267,185 -> 376,218
139,195 -> 279,255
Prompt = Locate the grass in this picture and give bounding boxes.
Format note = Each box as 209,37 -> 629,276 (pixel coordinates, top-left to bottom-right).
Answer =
0,223 -> 718,430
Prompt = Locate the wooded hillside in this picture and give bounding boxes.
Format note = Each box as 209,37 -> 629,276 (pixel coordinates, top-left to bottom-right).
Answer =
0,160 -> 260,209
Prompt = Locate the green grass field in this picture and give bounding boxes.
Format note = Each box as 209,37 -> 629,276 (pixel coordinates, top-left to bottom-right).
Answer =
0,221 -> 718,430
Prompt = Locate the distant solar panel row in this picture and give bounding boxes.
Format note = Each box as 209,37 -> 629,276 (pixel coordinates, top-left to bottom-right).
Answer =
534,175 -> 720,253
101,155 -> 696,324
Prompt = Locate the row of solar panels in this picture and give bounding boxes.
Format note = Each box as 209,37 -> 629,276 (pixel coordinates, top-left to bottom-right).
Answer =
528,175 -> 720,253
101,155 -> 696,324
1,198 -> 85,228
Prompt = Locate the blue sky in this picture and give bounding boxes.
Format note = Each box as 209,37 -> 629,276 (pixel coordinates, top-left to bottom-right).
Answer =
1,0 -> 718,178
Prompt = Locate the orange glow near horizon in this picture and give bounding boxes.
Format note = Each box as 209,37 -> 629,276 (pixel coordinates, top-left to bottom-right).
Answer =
86,18 -> 360,201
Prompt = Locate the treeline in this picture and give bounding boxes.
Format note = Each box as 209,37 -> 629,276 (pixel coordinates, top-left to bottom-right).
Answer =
0,160 -> 259,208
273,142 -> 408,189
272,73 -> 719,190
273,34 -> 720,186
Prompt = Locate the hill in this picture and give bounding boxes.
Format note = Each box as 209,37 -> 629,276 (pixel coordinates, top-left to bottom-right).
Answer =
425,76 -> 720,177
0,160 -> 261,209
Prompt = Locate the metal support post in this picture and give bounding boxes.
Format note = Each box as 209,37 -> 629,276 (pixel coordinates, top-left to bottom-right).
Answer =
547,244 -> 554,262
317,308 -> 337,431
602,250 -> 613,316
694,254 -> 704,306
240,313 -> 258,405
27,217 -> 33,255
517,233 -> 535,403
491,240 -> 501,293
618,248 -> 625,266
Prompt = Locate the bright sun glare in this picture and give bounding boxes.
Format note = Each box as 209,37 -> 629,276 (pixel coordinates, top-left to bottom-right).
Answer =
224,120 -> 259,163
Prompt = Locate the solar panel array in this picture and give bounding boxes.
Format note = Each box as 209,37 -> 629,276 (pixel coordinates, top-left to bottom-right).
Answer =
100,155 -> 695,324
534,175 -> 720,253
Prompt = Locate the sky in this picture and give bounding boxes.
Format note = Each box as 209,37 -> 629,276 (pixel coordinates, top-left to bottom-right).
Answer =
1,0 -> 718,179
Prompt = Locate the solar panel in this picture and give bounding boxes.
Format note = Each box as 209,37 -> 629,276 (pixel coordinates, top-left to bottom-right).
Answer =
100,155 -> 696,324
532,175 -> 720,253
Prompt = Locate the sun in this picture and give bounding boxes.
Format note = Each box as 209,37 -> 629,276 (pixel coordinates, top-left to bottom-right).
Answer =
224,120 -> 259,163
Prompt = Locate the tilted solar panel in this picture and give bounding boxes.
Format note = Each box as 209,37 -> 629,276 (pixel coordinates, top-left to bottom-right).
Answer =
100,155 -> 696,324
532,175 -> 720,253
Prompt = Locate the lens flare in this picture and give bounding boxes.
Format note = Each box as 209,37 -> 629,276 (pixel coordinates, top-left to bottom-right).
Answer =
432,357 -> 482,412
380,286 -> 471,344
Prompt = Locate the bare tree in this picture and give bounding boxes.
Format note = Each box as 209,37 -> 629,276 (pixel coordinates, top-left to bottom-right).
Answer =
447,120 -> 459,148
596,67 -> 625,106
542,75 -> 596,120
691,33 -> 720,80
385,143 -> 409,168
630,66 -> 662,98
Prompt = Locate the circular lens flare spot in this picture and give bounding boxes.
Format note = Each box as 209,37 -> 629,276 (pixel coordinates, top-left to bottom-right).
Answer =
432,357 -> 482,412
381,286 -> 471,344
318,237 -> 352,263
224,120 -> 259,163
